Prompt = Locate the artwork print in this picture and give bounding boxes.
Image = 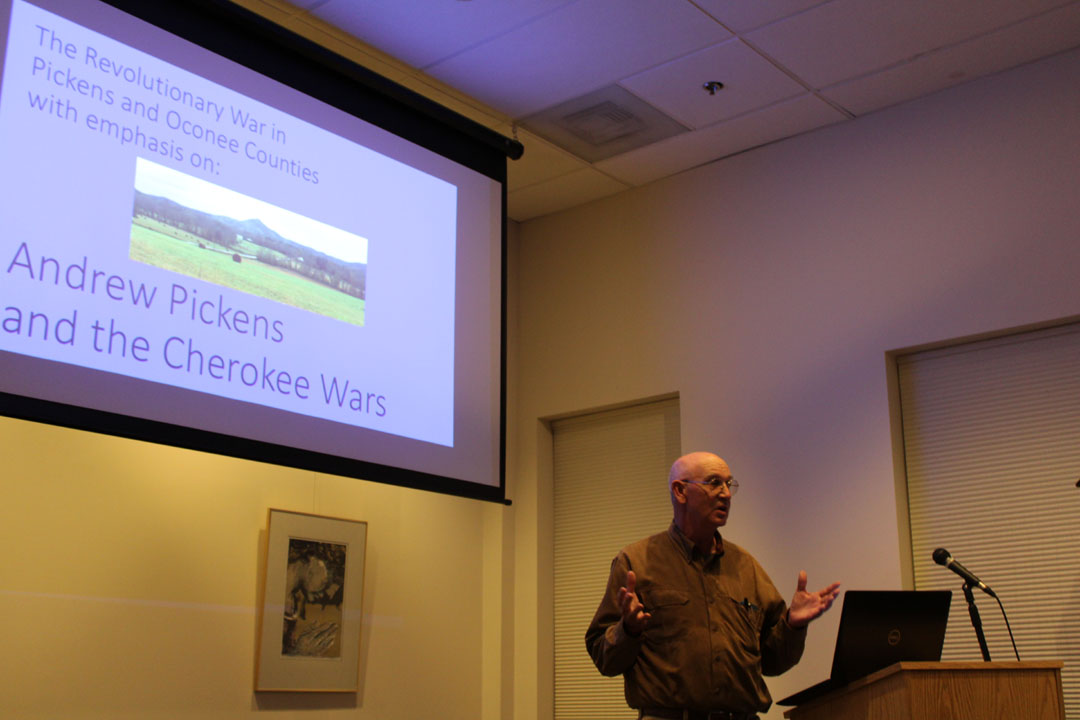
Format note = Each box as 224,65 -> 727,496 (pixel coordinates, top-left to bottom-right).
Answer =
282,538 -> 346,657
256,509 -> 366,691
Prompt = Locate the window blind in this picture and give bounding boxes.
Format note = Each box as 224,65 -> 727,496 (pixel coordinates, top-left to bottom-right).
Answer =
899,323 -> 1080,718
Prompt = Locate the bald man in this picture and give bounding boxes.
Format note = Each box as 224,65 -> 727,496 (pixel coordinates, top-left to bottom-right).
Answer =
585,452 -> 840,720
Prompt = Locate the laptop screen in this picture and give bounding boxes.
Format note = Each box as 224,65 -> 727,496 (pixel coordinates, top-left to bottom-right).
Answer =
777,589 -> 952,706
830,590 -> 952,682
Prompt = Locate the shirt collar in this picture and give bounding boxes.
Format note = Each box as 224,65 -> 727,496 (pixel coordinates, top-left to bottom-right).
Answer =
668,520 -> 724,561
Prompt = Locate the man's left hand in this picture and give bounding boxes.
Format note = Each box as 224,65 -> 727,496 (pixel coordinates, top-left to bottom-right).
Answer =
787,570 -> 840,628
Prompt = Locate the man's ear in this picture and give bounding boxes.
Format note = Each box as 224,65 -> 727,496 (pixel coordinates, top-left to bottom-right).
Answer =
671,480 -> 687,504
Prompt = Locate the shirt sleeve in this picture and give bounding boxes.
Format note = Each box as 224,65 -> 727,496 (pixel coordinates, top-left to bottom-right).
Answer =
584,552 -> 644,676
759,581 -> 807,676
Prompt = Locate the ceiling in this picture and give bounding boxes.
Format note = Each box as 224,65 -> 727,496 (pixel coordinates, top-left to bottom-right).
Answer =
251,0 -> 1080,222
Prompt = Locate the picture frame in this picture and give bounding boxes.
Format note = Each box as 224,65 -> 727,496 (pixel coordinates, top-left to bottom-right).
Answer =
255,508 -> 368,692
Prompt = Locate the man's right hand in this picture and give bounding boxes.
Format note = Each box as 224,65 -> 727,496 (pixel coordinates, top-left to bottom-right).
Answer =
618,570 -> 651,636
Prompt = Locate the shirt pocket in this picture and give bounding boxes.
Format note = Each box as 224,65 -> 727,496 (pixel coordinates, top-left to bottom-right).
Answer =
719,594 -> 765,655
644,588 -> 690,643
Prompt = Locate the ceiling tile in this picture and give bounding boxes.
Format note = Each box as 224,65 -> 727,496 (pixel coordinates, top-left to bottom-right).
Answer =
746,0 -> 1074,88
288,13 -> 415,84
508,129 -> 591,190
242,0 -> 1080,221
595,94 -> 846,186
620,39 -> 807,129
424,0 -> 733,118
309,0 -> 577,69
823,3 -> 1080,116
694,0 -> 830,33
507,167 -> 630,222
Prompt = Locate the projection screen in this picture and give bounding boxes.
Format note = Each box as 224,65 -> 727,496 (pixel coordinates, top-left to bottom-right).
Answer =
0,0 -> 514,502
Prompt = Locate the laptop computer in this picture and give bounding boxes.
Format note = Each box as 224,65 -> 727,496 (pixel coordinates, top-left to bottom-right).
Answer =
776,589 -> 952,707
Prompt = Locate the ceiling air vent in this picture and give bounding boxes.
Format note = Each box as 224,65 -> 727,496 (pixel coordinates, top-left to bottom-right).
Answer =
563,101 -> 644,145
521,84 -> 687,163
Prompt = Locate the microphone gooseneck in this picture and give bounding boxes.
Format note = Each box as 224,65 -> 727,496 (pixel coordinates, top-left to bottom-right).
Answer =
931,547 -> 997,598
931,547 -> 1020,661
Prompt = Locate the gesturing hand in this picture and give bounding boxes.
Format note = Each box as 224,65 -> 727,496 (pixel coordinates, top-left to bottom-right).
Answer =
618,570 -> 651,636
787,570 -> 841,629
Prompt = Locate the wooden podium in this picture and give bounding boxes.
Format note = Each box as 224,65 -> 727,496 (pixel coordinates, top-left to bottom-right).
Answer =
782,661 -> 1065,720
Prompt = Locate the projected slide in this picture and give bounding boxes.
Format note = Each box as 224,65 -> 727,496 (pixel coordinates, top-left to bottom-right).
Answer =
0,0 -> 458,445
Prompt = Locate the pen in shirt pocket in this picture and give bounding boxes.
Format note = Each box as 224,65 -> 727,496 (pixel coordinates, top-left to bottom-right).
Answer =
741,598 -> 760,612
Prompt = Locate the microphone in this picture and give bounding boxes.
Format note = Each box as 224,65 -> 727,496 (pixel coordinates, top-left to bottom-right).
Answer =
932,548 -> 996,597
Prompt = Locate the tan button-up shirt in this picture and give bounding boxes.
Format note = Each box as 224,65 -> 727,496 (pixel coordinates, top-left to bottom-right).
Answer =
585,522 -> 806,713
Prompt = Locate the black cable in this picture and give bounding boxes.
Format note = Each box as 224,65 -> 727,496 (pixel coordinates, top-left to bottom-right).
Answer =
995,594 -> 1021,661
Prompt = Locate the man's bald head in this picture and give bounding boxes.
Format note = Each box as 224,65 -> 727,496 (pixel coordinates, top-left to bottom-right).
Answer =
668,452 -> 734,545
668,452 -> 729,489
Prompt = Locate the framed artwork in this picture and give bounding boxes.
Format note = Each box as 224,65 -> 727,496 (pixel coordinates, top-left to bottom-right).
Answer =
255,509 -> 368,691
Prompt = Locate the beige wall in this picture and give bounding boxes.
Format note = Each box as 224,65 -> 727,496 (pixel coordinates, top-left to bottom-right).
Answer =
510,48 -> 1080,719
0,415 -> 512,719
3,39 -> 1080,720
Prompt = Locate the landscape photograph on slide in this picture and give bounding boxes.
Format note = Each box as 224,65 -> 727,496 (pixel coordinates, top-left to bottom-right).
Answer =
129,158 -> 368,327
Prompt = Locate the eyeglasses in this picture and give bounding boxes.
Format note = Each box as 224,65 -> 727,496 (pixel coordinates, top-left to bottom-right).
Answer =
682,476 -> 739,495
